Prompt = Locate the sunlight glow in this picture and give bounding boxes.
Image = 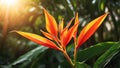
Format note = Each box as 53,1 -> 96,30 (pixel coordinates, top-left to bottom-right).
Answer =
0,0 -> 17,6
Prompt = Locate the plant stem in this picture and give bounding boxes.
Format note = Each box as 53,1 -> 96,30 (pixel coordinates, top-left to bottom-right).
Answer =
73,38 -> 78,67
62,49 -> 74,67
74,47 -> 78,67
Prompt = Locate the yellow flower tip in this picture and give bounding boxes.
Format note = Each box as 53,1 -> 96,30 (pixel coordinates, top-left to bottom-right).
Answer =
43,8 -> 46,12
10,30 -> 22,34
40,29 -> 43,33
59,19 -> 64,33
10,30 -> 17,33
43,8 -> 49,16
104,12 -> 109,17
75,12 -> 78,17
105,12 -> 109,15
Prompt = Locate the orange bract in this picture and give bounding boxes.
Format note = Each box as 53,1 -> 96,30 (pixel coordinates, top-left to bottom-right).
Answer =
73,13 -> 79,39
40,30 -> 56,41
44,9 -> 58,36
77,13 -> 108,49
15,31 -> 60,50
62,23 -> 79,47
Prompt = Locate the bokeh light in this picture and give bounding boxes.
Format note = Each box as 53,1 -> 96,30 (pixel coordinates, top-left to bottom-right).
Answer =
0,0 -> 18,6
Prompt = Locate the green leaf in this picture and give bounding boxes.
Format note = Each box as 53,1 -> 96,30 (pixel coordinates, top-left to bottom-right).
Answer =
10,46 -> 48,68
59,61 -> 71,68
93,42 -> 120,68
67,43 -> 74,52
77,42 -> 116,62
75,62 -> 91,68
60,61 -> 91,68
99,0 -> 107,11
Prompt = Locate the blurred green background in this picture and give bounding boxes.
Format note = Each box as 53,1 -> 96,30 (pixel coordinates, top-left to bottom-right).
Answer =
0,0 -> 120,68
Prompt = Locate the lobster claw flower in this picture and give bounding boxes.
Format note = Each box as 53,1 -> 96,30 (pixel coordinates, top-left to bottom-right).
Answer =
14,9 -> 78,50
77,13 -> 108,49
14,8 -> 108,51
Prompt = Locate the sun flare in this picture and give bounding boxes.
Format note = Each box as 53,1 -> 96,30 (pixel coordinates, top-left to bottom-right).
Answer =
0,0 -> 17,6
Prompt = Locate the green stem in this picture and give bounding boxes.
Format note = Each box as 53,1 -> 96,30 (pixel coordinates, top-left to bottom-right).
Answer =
62,49 -> 74,67
74,47 -> 78,67
73,38 -> 78,68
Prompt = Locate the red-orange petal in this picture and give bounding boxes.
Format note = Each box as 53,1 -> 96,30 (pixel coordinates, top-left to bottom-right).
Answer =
77,13 -> 108,49
40,30 -> 56,41
65,18 -> 74,29
60,18 -> 74,46
73,13 -> 79,38
44,9 -> 58,36
60,18 -> 74,36
15,31 -> 59,50
60,28 -> 68,46
61,23 -> 79,47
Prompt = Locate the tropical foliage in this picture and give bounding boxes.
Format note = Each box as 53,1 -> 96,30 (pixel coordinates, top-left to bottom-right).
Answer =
0,0 -> 120,68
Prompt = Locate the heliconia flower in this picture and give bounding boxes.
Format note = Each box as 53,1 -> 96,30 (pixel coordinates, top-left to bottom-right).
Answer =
14,9 -> 78,51
14,8 -> 108,52
77,13 -> 108,49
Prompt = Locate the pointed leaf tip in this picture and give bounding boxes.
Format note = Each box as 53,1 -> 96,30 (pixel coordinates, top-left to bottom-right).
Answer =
77,13 -> 108,49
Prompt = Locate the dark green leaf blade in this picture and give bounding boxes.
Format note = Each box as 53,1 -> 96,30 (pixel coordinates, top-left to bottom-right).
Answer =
59,61 -> 91,68
93,42 -> 120,68
75,62 -> 91,68
77,42 -> 116,62
10,46 -> 48,67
